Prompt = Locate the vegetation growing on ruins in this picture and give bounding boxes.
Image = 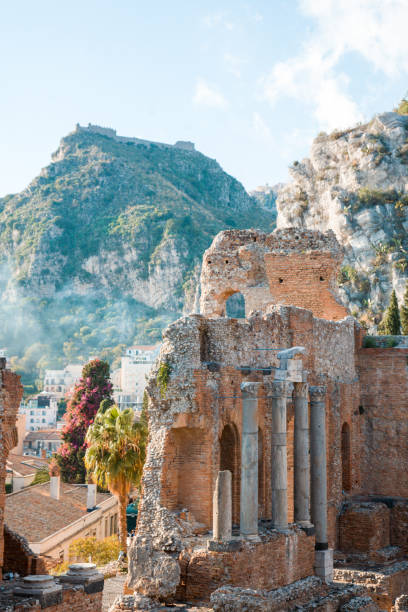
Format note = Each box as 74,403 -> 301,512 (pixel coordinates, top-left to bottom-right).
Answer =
85,404 -> 147,555
56,359 -> 113,482
157,361 -> 172,397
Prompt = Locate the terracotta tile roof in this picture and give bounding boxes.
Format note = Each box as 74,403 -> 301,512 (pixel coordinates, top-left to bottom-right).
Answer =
24,429 -> 61,442
6,454 -> 48,476
5,482 -> 113,543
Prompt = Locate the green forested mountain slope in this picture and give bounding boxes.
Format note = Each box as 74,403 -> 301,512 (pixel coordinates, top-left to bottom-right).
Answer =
0,125 -> 274,388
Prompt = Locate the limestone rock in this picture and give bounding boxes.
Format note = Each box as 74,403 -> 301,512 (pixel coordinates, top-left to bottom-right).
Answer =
127,539 -> 180,599
276,110 -> 408,329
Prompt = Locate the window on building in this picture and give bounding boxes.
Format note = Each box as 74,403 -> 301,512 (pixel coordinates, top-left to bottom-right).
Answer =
30,418 -> 34,423
110,515 -> 114,536
30,411 -> 34,415
113,513 -> 118,534
59,550 -> 64,561
48,442 -> 52,450
42,419 -> 46,423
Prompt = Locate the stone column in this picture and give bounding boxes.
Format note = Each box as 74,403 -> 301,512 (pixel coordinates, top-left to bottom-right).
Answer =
270,381 -> 290,530
294,382 -> 311,526
240,382 -> 261,537
310,385 -> 333,581
212,470 -> 232,541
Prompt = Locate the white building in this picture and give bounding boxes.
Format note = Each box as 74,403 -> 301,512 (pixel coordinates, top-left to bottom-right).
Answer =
43,364 -> 83,398
20,395 -> 58,431
113,344 -> 160,410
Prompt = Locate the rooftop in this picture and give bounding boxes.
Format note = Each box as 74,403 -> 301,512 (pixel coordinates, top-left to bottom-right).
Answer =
7,454 -> 48,476
25,429 -> 61,442
5,481 -> 112,542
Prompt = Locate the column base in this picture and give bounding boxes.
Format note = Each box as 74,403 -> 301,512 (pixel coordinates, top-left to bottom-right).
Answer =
297,520 -> 315,536
207,538 -> 242,552
314,549 -> 333,583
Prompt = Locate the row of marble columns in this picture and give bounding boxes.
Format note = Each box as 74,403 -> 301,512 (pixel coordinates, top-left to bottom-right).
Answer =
239,381 -> 327,543
213,379 -> 331,577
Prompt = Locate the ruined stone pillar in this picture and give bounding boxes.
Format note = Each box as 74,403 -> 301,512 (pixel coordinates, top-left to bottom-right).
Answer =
270,381 -> 290,530
213,470 -> 232,541
240,382 -> 261,537
310,385 -> 333,581
294,382 -> 311,526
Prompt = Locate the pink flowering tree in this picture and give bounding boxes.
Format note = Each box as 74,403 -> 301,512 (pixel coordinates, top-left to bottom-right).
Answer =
56,359 -> 113,482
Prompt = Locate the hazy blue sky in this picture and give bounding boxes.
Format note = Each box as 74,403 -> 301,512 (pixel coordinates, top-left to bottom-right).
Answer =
1,0 -> 408,196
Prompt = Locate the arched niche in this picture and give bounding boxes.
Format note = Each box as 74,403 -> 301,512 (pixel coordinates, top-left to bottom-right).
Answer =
220,423 -> 240,525
225,292 -> 246,319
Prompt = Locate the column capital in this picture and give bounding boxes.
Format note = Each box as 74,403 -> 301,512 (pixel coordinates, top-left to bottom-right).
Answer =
309,385 -> 327,402
240,381 -> 262,397
270,380 -> 294,398
294,382 -> 309,398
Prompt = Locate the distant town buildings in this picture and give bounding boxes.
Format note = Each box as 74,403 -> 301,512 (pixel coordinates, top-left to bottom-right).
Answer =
113,344 -> 160,411
6,454 -> 49,492
23,429 -> 61,457
43,364 -> 83,398
19,395 -> 58,431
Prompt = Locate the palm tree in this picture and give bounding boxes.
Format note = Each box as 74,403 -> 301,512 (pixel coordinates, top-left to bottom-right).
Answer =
85,404 -> 147,555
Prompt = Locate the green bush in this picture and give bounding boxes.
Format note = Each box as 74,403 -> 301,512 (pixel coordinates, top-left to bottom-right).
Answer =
31,468 -> 50,486
68,535 -> 120,565
363,336 -> 377,348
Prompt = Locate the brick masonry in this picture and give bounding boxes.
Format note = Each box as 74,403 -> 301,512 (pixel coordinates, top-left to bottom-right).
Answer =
0,362 -> 23,579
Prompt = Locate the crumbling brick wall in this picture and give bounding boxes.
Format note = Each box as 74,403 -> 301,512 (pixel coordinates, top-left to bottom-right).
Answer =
358,348 -> 408,498
3,525 -> 48,576
0,361 -> 23,578
199,228 -> 348,321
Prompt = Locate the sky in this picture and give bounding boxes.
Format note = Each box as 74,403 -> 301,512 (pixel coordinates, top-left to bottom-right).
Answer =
1,0 -> 408,197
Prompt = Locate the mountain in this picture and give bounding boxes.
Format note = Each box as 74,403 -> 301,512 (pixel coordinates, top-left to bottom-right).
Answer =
277,109 -> 408,329
250,183 -> 282,222
0,124 -> 275,388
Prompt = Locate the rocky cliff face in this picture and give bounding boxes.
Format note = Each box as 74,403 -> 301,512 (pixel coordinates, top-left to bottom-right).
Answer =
0,125 -> 274,374
277,111 -> 408,328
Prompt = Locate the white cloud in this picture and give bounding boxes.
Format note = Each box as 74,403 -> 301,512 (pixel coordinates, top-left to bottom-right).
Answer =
262,0 -> 408,131
203,11 -> 235,31
252,112 -> 272,142
193,79 -> 229,109
224,53 -> 247,78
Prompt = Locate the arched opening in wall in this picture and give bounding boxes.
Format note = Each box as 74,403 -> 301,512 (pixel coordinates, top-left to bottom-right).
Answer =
160,427 -> 212,526
341,422 -> 351,493
258,428 -> 264,518
225,292 -> 246,319
220,423 -> 240,525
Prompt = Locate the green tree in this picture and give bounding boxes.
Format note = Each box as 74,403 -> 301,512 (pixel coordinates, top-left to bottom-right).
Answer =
400,282 -> 408,334
85,405 -> 147,555
379,289 -> 401,335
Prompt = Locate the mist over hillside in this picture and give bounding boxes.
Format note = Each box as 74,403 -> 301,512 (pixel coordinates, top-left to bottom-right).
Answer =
0,124 -> 275,390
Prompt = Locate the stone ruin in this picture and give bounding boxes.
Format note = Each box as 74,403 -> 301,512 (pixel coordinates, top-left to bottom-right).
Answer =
115,227 -> 408,610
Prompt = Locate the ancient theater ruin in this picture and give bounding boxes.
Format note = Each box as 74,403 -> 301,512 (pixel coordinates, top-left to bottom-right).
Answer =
118,228 -> 408,611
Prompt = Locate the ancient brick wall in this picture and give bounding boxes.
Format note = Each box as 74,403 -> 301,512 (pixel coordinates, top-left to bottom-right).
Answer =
3,525 -> 48,576
200,228 -> 348,321
1,584 -> 103,611
358,348 -> 408,498
0,362 -> 23,578
182,529 -> 315,602
265,253 -> 348,320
